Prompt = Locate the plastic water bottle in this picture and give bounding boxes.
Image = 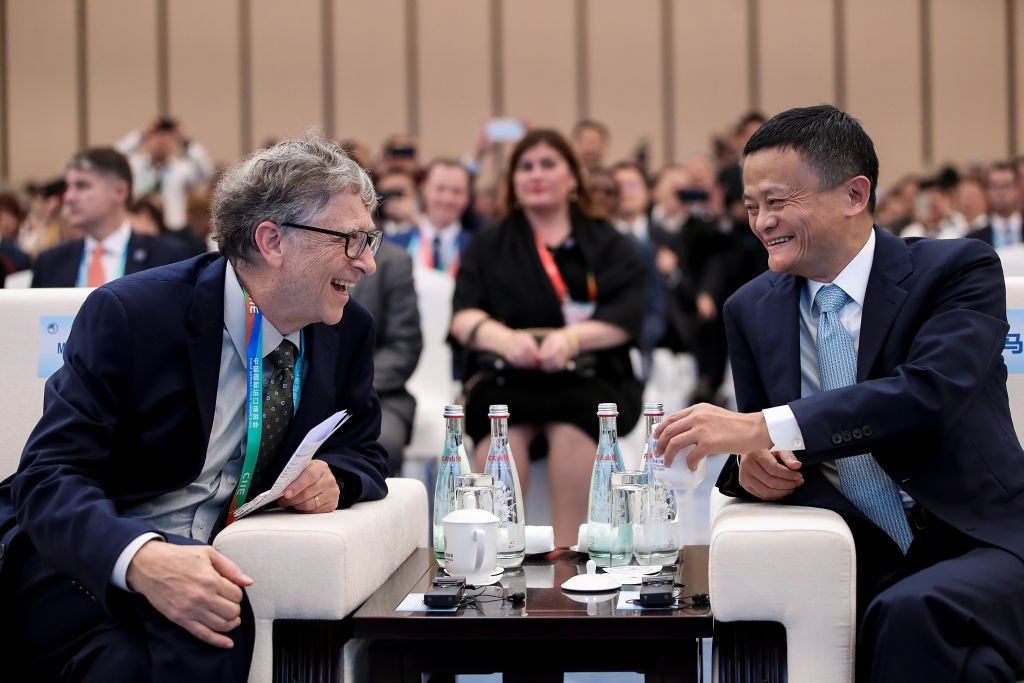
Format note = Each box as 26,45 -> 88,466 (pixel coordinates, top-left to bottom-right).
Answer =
432,404 -> 472,566
587,402 -> 626,567
484,404 -> 526,567
639,402 -> 680,564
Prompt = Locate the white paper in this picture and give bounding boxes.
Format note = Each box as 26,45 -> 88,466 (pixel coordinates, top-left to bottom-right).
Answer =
232,409 -> 350,519
395,593 -> 457,612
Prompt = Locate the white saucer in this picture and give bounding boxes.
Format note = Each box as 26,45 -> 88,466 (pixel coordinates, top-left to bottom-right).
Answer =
604,565 -> 663,576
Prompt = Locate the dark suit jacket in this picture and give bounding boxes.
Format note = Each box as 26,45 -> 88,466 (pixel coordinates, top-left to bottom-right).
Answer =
350,240 -> 422,429
31,233 -> 191,287
716,228 -> 1024,565
0,254 -> 389,609
966,223 -> 995,245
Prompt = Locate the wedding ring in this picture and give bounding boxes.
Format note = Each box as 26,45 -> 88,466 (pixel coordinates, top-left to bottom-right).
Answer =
314,495 -> 321,509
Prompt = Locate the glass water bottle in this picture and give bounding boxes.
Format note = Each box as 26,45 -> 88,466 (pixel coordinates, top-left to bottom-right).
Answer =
587,402 -> 626,567
639,402 -> 680,564
432,404 -> 472,565
483,404 -> 526,567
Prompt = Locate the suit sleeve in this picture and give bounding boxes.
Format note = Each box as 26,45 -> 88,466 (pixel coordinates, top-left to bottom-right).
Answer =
316,314 -> 390,504
371,250 -> 423,394
12,288 -> 163,606
790,241 -> 1009,465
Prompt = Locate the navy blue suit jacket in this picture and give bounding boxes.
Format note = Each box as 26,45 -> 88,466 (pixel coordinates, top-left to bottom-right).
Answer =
0,254 -> 389,609
31,233 -> 191,287
716,228 -> 1024,564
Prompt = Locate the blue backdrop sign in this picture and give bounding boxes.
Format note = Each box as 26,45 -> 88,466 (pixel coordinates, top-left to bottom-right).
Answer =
38,315 -> 75,378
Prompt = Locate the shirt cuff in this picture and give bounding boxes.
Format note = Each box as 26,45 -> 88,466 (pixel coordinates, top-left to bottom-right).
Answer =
762,405 -> 806,451
111,532 -> 163,591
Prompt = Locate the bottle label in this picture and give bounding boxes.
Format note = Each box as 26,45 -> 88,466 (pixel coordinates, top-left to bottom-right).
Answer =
440,454 -> 462,463
487,454 -> 510,462
595,453 -> 618,461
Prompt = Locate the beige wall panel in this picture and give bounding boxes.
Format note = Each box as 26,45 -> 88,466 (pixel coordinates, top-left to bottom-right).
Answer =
250,0 -> 322,147
7,0 -> 78,185
844,0 -> 922,188
502,0 -> 575,132
167,0 -> 241,168
1016,0 -> 1024,155
587,0 -> 663,168
757,0 -> 834,117
672,0 -> 748,161
930,0 -> 1007,165
417,0 -> 490,162
334,0 -> 407,148
86,0 -> 158,146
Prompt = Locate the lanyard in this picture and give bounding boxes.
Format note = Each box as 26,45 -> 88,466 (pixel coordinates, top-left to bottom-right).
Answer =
408,227 -> 460,274
77,242 -> 128,287
229,293 -> 305,517
532,229 -> 597,305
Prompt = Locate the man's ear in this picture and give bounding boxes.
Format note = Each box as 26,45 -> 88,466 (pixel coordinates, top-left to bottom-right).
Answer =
253,221 -> 285,267
845,176 -> 872,216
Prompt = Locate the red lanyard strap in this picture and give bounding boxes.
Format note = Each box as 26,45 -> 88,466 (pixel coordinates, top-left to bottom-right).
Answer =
532,229 -> 597,304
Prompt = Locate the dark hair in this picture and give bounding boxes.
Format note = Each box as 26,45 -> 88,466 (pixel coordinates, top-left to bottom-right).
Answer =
572,119 -> 610,141
0,192 -> 26,223
744,105 -> 879,213
42,178 -> 68,199
503,128 -> 597,219
736,111 -> 767,134
65,147 -> 134,205
130,194 -> 167,235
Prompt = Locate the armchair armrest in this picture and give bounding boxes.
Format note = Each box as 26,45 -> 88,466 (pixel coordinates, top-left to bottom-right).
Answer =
709,488 -> 857,683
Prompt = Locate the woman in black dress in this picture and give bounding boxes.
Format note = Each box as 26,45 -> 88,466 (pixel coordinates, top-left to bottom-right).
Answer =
450,129 -> 646,546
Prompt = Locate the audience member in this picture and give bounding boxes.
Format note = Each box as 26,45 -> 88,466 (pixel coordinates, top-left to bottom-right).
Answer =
450,128 -> 645,547
377,135 -> 422,179
656,105 -> 1024,682
128,193 -> 167,236
900,176 -> 967,239
1,136 -> 389,681
572,119 -> 610,173
32,148 -> 190,288
375,169 -> 420,237
350,240 -> 423,474
586,168 -> 619,220
967,162 -> 1022,248
385,159 -> 474,274
0,193 -> 31,277
117,117 -> 215,232
19,178 -> 67,258
953,176 -> 989,231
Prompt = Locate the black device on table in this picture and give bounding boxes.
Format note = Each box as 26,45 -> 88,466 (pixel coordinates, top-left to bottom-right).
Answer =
424,575 -> 466,608
636,574 -> 675,607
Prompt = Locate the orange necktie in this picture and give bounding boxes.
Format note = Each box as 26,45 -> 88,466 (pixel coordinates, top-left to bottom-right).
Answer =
86,244 -> 105,287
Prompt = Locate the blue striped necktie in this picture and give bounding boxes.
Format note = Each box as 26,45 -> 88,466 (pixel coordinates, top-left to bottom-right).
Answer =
814,284 -> 914,553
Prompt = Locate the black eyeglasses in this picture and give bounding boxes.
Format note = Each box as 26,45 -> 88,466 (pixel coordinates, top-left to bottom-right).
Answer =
282,222 -> 384,259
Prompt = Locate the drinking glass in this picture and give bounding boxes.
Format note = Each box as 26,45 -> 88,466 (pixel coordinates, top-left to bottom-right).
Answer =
455,473 -> 495,514
609,470 -> 650,567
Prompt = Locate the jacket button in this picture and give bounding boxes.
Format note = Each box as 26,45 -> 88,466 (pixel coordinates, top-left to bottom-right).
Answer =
832,433 -> 843,445
863,425 -> 873,437
852,428 -> 863,439
842,431 -> 852,442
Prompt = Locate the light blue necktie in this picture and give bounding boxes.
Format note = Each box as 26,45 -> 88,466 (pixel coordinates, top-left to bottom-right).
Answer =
814,284 -> 914,553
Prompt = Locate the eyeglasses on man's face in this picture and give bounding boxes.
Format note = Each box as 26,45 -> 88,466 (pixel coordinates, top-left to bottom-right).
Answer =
282,222 -> 383,259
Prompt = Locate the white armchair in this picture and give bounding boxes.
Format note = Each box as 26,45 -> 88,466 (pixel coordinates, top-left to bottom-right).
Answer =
709,276 -> 1024,683
0,288 -> 429,683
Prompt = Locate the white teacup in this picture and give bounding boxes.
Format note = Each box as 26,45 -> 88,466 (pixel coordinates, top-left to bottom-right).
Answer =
443,507 -> 498,586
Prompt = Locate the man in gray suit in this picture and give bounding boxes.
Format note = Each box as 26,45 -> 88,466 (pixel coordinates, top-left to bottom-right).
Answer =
351,239 -> 423,474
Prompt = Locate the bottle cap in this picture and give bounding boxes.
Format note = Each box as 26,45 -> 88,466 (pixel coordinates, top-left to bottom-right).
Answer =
643,402 -> 664,415
443,404 -> 465,417
488,404 -> 510,418
596,402 -> 618,417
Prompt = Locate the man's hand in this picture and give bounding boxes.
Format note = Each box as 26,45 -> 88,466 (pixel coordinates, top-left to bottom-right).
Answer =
279,459 -> 340,513
738,449 -> 804,500
654,403 -> 773,469
126,540 -> 253,649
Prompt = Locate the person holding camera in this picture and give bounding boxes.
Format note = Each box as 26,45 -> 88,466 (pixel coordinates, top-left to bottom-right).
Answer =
449,128 -> 646,547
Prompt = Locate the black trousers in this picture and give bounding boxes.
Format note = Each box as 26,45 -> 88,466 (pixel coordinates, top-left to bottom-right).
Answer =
854,506 -> 1024,683
2,542 -> 255,683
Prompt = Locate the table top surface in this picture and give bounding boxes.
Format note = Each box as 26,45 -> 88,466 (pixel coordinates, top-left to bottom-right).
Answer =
352,545 -> 713,641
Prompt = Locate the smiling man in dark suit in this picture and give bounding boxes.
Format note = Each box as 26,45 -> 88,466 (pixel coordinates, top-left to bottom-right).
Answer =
1,137 -> 389,682
655,105 -> 1024,682
31,147 -> 190,288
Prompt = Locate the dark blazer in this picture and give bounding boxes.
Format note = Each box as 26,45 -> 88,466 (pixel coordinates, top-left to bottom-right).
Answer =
31,232 -> 191,287
0,254 -> 389,609
716,229 -> 1024,565
350,240 -> 422,428
966,223 -> 998,246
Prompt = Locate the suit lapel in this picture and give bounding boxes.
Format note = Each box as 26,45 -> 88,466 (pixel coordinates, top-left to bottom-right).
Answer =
758,273 -> 803,404
858,229 -> 912,382
186,258 -> 227,443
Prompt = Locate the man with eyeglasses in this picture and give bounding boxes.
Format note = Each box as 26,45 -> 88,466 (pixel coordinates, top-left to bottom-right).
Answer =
0,136 -> 389,682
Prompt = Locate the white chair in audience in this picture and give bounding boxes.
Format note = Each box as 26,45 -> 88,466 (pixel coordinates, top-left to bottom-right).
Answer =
4,269 -> 32,288
0,288 -> 428,683
708,276 -> 1024,683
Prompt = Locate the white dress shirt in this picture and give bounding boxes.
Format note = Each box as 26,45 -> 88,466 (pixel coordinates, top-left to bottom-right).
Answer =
417,217 -> 462,271
79,221 -> 132,286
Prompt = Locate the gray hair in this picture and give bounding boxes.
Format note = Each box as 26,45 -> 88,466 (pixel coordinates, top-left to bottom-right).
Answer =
212,134 -> 378,264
